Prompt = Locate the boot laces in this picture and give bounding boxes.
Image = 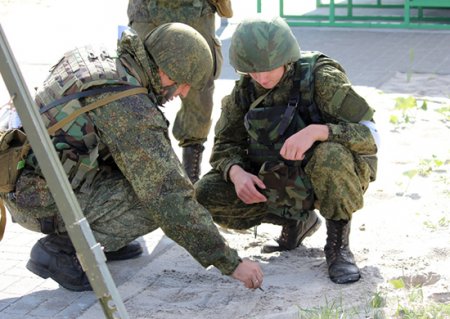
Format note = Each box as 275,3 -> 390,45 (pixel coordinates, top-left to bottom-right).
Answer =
325,221 -> 354,264
278,220 -> 298,247
190,148 -> 201,177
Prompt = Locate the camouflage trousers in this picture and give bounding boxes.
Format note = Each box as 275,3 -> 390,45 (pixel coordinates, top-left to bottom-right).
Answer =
195,142 -> 371,229
130,13 -> 222,146
3,168 -> 158,252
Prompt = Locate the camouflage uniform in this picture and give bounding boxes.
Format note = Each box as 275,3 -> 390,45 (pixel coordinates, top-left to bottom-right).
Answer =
195,54 -> 377,228
195,16 -> 378,284
127,0 -> 223,146
3,27 -> 240,276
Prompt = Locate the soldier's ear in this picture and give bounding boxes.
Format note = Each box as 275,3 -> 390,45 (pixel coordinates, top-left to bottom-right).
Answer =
158,68 -> 174,87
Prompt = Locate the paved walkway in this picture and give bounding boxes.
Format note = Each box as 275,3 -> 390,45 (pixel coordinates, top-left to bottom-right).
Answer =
1,1 -> 450,318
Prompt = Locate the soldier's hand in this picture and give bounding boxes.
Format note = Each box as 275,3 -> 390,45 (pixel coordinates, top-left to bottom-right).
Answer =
280,124 -> 329,160
231,258 -> 264,290
229,165 -> 267,204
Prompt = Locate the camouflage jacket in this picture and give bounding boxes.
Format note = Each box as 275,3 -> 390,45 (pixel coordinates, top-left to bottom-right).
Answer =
210,53 -> 378,181
29,30 -> 241,276
127,0 -> 216,25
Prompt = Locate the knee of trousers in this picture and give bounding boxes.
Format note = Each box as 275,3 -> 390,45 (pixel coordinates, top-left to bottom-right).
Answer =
308,142 -> 354,170
306,142 -> 365,219
4,199 -> 56,233
194,170 -> 236,208
194,170 -> 267,228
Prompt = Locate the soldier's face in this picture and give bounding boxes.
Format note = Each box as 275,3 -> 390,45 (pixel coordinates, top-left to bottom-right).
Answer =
249,66 -> 285,89
158,69 -> 191,102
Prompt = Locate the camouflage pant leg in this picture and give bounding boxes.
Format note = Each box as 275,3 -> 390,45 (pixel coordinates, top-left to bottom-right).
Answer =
304,142 -> 371,221
75,169 -> 160,251
173,79 -> 214,146
6,169 -> 159,251
194,169 -> 267,229
173,14 -> 220,146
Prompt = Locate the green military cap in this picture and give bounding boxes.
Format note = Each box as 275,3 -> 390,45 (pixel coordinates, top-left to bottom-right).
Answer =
229,16 -> 300,73
144,23 -> 213,89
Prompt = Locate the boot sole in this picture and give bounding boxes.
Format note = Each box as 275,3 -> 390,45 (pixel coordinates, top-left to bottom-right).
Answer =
26,260 -> 92,292
330,273 -> 361,284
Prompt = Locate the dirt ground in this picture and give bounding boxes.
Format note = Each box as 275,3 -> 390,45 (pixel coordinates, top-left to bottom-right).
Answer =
152,78 -> 450,319
82,75 -> 449,319
149,76 -> 450,319
213,77 -> 450,318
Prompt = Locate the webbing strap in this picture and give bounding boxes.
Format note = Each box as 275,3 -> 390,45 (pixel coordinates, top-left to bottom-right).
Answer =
39,85 -> 143,114
20,87 -> 148,163
249,88 -> 273,110
47,87 -> 148,135
0,198 -> 6,241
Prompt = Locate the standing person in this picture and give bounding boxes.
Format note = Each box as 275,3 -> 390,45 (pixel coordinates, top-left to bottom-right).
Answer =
127,0 -> 233,183
195,17 -> 379,284
1,23 -> 263,291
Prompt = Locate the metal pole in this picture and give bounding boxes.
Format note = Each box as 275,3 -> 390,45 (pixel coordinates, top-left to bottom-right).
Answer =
0,23 -> 129,319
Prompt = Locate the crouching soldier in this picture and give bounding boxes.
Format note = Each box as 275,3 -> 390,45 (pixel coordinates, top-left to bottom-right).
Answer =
2,23 -> 263,291
195,17 -> 379,284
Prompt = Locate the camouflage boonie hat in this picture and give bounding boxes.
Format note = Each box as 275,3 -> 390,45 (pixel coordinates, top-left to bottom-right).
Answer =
229,16 -> 301,73
144,23 -> 213,89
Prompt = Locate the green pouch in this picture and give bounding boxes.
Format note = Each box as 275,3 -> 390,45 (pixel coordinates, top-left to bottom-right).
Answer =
258,160 -> 314,220
0,129 -> 28,193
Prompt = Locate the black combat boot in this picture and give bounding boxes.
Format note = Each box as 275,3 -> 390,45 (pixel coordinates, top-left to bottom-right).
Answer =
26,234 -> 143,291
261,210 -> 322,253
182,144 -> 205,184
26,233 -> 91,291
324,219 -> 360,284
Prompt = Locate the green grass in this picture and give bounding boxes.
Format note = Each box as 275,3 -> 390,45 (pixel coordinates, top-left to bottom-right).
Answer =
394,288 -> 450,319
398,154 -> 449,195
296,287 -> 450,319
423,216 -> 450,231
297,298 -> 359,318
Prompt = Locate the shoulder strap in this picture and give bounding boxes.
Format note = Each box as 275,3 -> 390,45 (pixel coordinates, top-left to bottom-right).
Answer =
40,85 -> 142,115
19,86 -> 148,163
297,54 -> 323,124
275,64 -> 302,136
47,87 -> 148,135
249,89 -> 272,110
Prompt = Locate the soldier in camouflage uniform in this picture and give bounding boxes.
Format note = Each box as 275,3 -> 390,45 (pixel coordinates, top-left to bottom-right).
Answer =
127,0 -> 233,183
2,23 -> 263,291
195,17 -> 379,284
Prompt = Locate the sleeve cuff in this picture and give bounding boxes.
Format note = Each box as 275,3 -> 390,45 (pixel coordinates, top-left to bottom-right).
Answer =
223,161 -> 243,182
215,250 -> 242,276
326,123 -> 341,143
